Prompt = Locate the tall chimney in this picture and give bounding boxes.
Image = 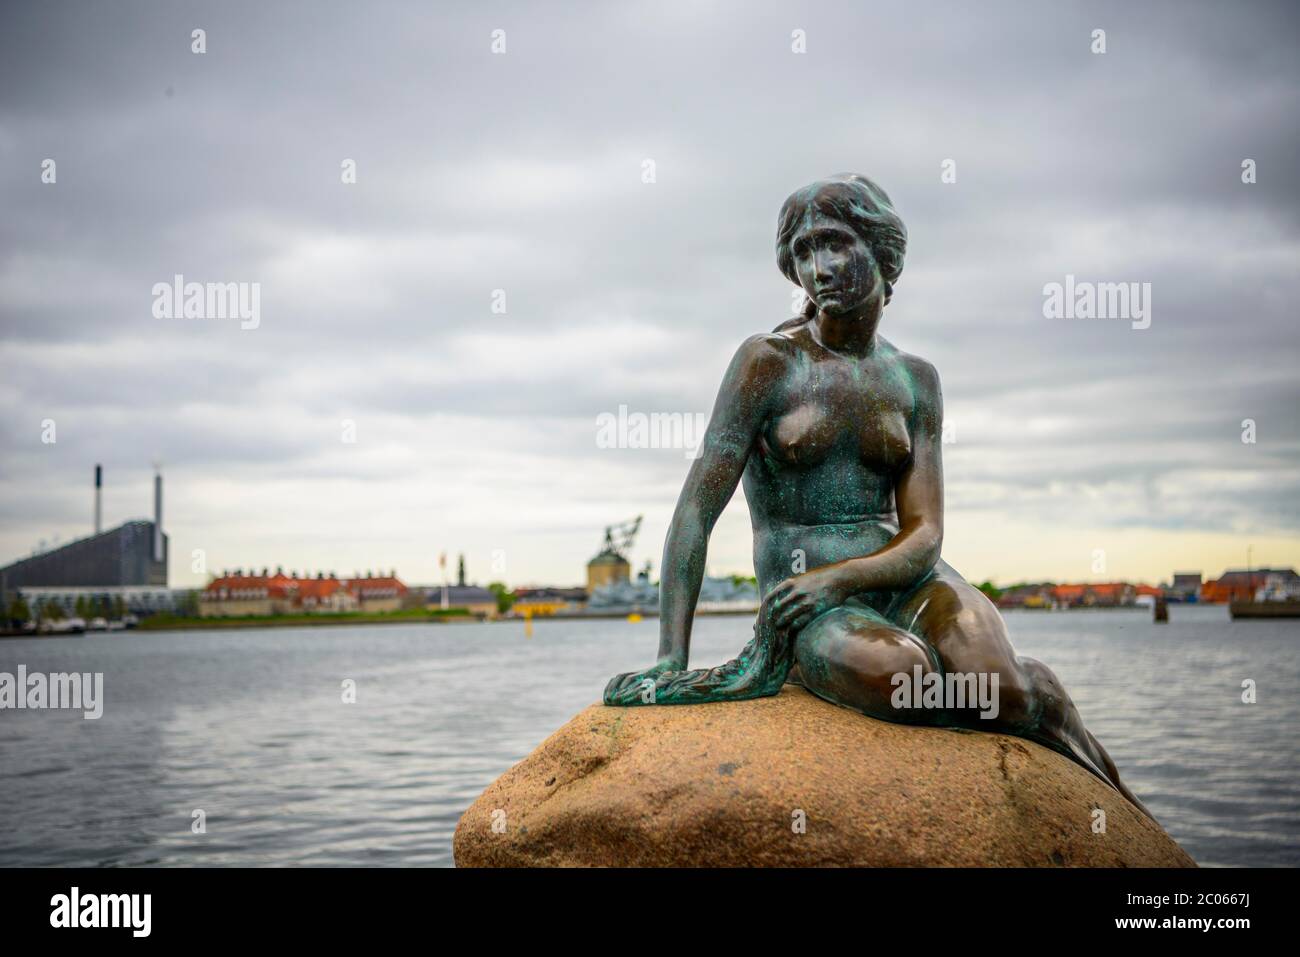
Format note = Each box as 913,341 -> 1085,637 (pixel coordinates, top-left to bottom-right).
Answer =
153,468 -> 164,562
94,464 -> 103,534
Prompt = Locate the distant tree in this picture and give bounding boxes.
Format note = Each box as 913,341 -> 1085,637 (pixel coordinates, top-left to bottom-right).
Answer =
7,595 -> 31,626
75,596 -> 90,617
111,595 -> 126,619
729,574 -> 758,587
977,581 -> 1003,601
41,599 -> 64,621
174,590 -> 200,617
487,582 -> 514,614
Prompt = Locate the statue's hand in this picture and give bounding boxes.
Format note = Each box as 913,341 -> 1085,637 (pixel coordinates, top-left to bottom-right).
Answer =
765,565 -> 853,635
603,660 -> 678,706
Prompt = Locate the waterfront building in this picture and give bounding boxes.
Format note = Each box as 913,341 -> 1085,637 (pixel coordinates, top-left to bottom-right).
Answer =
1201,568 -> 1299,604
1169,572 -> 1202,602
198,570 -> 409,617
586,549 -> 630,592
16,585 -> 193,617
585,517 -> 641,592
511,587 -> 588,616
0,521 -> 168,606
345,572 -> 408,612
422,584 -> 497,617
1049,583 -> 1137,608
996,584 -> 1054,609
585,575 -> 760,614
0,466 -> 168,608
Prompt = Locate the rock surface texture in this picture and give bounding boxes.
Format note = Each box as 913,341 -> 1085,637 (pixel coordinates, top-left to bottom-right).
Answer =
453,686 -> 1195,867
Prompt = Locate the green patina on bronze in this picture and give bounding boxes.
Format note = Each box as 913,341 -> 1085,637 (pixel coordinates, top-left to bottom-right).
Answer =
603,174 -> 1150,816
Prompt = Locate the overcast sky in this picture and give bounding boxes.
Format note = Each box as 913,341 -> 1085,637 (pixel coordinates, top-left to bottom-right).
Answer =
1,0 -> 1297,589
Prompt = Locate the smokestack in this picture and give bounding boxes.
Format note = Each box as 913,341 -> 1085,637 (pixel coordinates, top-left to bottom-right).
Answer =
153,468 -> 163,562
94,464 -> 102,534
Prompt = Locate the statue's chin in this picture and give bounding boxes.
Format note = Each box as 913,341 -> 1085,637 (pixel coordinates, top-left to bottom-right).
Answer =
818,299 -> 864,317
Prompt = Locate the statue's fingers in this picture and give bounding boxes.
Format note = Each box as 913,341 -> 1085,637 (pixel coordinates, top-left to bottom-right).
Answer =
768,590 -> 801,619
787,609 -> 815,634
762,581 -> 794,605
775,598 -> 810,630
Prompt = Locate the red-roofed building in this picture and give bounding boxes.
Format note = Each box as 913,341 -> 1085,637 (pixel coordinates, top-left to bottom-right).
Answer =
199,568 -> 407,617
345,573 -> 408,612
1050,582 -> 1137,608
1201,568 -> 1298,604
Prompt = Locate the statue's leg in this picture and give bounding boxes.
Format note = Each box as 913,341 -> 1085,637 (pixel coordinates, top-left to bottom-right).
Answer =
890,567 -> 1151,816
793,599 -> 943,724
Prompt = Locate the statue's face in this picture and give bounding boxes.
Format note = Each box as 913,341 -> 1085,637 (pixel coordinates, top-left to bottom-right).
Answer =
789,208 -> 882,316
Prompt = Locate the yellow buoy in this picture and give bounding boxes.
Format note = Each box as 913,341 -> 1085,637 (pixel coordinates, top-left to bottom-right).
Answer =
626,613 -> 642,623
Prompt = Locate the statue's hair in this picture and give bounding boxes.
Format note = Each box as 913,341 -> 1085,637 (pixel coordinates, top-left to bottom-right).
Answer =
774,173 -> 907,327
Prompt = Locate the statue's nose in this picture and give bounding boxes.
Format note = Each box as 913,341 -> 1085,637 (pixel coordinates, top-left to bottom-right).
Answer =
813,249 -> 834,281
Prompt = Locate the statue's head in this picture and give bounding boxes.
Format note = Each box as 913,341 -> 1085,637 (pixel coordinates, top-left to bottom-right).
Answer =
776,174 -> 906,317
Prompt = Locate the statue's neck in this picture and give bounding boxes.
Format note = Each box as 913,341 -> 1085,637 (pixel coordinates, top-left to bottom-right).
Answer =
813,305 -> 881,357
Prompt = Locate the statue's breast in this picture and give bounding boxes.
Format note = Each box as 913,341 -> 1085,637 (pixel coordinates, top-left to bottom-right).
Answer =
761,397 -> 912,473
763,402 -> 836,468
861,408 -> 913,473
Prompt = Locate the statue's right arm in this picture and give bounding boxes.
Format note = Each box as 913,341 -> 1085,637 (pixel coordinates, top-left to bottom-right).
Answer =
654,334 -> 787,670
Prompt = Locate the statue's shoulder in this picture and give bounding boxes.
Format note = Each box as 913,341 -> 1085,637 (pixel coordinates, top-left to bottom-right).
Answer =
887,341 -> 941,389
883,342 -> 943,415
721,329 -> 797,388
734,327 -> 799,363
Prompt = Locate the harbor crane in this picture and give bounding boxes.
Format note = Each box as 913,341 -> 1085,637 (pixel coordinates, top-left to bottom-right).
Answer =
598,515 -> 642,559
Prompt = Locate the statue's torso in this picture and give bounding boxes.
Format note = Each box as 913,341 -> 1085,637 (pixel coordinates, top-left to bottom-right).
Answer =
742,327 -> 924,595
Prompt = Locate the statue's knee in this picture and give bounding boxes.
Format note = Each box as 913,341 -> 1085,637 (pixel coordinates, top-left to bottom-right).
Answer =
797,620 -> 936,721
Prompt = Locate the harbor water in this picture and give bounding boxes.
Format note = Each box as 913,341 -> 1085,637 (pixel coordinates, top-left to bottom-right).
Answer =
1,604 -> 1296,867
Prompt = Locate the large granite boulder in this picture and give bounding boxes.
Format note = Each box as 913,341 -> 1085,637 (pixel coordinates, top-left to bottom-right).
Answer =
453,686 -> 1195,867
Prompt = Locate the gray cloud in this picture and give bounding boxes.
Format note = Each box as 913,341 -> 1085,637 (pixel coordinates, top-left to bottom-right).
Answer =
2,0 -> 1297,586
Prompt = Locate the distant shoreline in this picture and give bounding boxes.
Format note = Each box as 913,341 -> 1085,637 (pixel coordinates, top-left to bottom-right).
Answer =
0,603 -> 1232,640
0,606 -> 771,638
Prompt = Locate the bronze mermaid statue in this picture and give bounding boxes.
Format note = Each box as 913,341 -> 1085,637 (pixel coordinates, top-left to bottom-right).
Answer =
604,173 -> 1149,815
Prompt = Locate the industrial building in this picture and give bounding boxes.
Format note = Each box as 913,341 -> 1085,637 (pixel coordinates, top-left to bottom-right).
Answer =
586,516 -> 640,592
0,466 -> 170,613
